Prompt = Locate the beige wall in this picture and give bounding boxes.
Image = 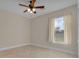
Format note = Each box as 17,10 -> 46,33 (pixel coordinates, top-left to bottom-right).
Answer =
31,5 -> 77,55
78,7 -> 79,57
0,10 -> 31,49
0,5 -> 78,56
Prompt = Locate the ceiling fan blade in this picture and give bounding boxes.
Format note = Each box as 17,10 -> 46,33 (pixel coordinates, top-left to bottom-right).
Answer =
34,6 -> 44,8
19,4 -> 29,7
24,10 -> 27,13
32,0 -> 36,7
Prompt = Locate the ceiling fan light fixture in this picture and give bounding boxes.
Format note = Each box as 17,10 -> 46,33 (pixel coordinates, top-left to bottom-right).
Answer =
27,8 -> 31,12
30,11 -> 33,13
32,8 -> 36,12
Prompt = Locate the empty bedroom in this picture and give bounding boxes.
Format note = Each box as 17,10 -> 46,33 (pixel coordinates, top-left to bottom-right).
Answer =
0,0 -> 78,58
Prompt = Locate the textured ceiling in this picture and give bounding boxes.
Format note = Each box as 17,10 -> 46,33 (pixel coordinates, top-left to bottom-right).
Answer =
0,0 -> 77,19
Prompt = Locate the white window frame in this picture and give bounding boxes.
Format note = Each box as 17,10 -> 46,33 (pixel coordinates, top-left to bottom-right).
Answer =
49,15 -> 72,45
53,16 -> 67,44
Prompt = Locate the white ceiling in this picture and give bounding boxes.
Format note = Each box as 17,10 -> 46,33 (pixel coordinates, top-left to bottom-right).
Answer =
0,0 -> 77,19
78,0 -> 79,8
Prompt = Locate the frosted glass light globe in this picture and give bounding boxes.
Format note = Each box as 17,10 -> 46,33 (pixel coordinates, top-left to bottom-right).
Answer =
32,8 -> 36,12
27,8 -> 31,12
30,11 -> 33,13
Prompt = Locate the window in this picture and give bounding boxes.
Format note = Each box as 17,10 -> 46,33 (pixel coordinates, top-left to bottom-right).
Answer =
49,14 -> 72,44
53,17 -> 65,44
55,17 -> 64,32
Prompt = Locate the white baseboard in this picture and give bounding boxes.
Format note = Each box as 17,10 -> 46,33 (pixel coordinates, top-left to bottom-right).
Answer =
0,43 -> 31,52
31,43 -> 75,55
0,42 -> 76,55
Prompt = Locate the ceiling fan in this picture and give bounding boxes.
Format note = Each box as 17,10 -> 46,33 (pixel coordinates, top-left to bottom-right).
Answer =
19,0 -> 45,14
